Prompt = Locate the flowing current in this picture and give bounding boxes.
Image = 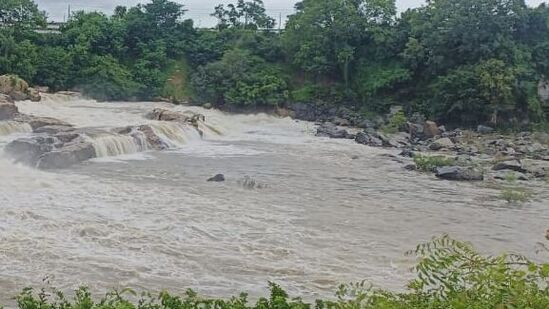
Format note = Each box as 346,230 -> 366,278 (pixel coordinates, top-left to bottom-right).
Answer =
0,95 -> 548,303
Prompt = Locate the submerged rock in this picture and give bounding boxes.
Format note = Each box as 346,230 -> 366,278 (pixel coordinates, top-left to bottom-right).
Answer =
208,174 -> 225,182
435,166 -> 484,181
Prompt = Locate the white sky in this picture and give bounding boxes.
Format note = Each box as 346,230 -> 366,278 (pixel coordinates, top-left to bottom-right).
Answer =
36,0 -> 547,26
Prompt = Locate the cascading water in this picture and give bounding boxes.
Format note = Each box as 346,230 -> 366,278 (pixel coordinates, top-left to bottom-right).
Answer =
89,133 -> 148,157
0,121 -> 32,136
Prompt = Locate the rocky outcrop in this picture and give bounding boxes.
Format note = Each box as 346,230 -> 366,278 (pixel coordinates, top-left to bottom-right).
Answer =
429,137 -> 455,150
492,160 -> 526,173
146,108 -> 205,127
37,142 -> 96,169
13,114 -> 72,131
424,121 -> 440,138
0,75 -> 41,102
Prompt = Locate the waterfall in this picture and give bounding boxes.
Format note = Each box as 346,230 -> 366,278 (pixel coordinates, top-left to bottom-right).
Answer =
0,121 -> 32,136
90,133 -> 148,158
149,122 -> 203,148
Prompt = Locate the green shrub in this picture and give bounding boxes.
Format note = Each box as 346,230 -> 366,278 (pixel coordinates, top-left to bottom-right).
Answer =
413,154 -> 455,172
381,110 -> 407,134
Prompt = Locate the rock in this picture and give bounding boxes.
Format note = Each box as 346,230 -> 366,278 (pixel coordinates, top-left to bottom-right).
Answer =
137,125 -> 169,150
13,114 -> 72,131
275,107 -> 294,118
424,121 -> 440,138
146,108 -> 205,129
406,122 -> 424,139
0,102 -> 19,120
207,174 -> 225,182
355,131 -> 383,147
28,87 -> 41,102
203,103 -> 213,109
477,125 -> 495,134
316,122 -> 352,139
438,125 -> 447,133
4,137 -> 54,165
492,171 -> 530,181
435,166 -> 484,181
0,94 -> 14,104
0,75 -> 30,101
37,142 -> 96,169
33,125 -> 75,135
492,160 -> 526,173
404,164 -> 417,171
332,117 -> 350,127
429,137 -> 455,150
385,132 -> 412,148
399,149 -> 415,158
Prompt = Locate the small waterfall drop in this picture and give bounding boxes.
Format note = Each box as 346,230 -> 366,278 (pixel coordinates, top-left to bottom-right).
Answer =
149,122 -> 203,148
90,133 -> 148,158
0,121 -> 32,136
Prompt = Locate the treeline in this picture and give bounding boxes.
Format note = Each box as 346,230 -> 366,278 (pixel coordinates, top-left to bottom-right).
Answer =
1,0 -> 549,128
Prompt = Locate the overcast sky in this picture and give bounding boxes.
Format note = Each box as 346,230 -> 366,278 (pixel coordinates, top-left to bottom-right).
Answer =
36,0 -> 547,26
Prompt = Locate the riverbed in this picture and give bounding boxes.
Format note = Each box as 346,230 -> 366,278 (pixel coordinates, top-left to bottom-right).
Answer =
0,95 -> 548,303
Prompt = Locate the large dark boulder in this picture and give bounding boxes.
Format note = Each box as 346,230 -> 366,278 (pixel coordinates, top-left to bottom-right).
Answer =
0,102 -> 18,120
355,131 -> 383,147
4,137 -> 54,165
492,160 -> 526,173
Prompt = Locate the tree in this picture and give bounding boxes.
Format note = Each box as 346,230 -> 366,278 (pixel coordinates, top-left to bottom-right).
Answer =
0,0 -> 46,30
212,0 -> 275,30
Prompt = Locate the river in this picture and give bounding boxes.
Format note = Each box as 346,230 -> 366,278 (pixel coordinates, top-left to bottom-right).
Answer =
0,95 -> 548,303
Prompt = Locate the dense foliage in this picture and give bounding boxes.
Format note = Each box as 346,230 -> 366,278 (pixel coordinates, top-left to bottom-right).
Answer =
12,235 -> 549,308
1,0 -> 549,128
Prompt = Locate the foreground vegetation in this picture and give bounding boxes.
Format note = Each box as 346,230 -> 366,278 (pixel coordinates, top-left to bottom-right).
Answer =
1,0 -> 549,129
12,235 -> 549,308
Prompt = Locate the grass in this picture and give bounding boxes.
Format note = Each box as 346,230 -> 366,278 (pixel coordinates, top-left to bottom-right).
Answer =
499,174 -> 533,204
413,154 -> 455,172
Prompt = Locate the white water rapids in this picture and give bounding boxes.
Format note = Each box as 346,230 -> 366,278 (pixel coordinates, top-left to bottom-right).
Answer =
0,95 -> 548,303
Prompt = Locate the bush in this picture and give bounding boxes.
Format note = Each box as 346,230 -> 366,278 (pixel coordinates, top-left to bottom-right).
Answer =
413,154 -> 455,172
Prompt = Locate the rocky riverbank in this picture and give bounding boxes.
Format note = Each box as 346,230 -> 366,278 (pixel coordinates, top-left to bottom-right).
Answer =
287,102 -> 549,184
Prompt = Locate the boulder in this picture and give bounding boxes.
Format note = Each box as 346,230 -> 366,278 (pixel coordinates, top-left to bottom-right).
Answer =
0,75 -> 33,101
492,160 -> 525,173
385,132 -> 412,148
146,108 -> 205,128
207,174 -> 225,182
316,122 -> 352,139
429,137 -> 455,150
28,88 -> 41,102
4,137 -> 54,165
37,142 -> 96,169
424,121 -> 440,138
355,131 -> 383,147
203,103 -> 213,110
477,125 -> 495,134
435,166 -> 484,181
